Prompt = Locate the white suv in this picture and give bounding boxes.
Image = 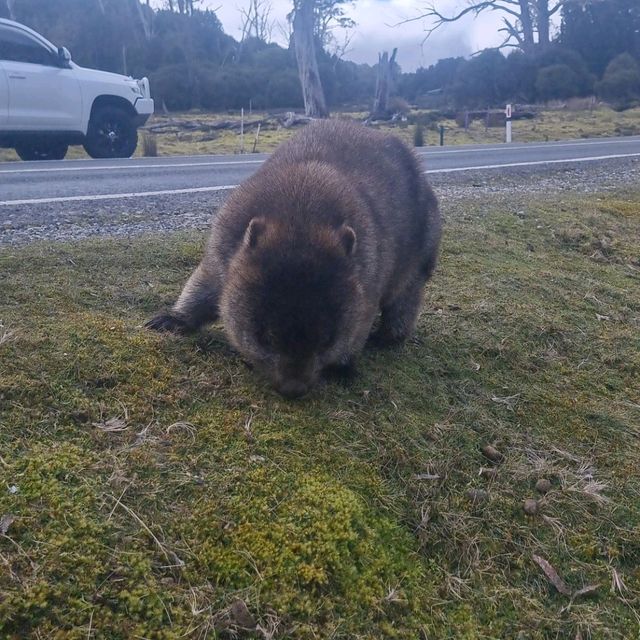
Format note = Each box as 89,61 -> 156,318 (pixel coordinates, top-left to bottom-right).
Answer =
0,18 -> 154,160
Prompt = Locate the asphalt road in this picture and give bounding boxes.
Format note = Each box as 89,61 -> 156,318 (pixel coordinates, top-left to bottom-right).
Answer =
1,135 -> 640,207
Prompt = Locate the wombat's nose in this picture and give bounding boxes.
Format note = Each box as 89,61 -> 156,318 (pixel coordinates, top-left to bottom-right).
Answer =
278,380 -> 309,399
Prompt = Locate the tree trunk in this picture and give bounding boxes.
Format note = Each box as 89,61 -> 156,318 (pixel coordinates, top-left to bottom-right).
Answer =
371,48 -> 397,119
293,0 -> 329,118
129,0 -> 152,41
535,0 -> 550,49
518,0 -> 535,54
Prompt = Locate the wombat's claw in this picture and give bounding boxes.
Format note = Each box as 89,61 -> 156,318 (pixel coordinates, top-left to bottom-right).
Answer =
144,312 -> 190,334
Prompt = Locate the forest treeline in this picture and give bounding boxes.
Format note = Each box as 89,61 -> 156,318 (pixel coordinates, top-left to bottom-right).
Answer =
1,0 -> 639,112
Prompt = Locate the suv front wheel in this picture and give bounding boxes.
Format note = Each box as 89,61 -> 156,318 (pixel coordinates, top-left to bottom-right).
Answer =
15,141 -> 68,161
83,106 -> 138,159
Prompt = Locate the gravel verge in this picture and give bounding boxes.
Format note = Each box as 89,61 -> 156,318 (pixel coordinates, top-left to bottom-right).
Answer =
1,157 -> 639,246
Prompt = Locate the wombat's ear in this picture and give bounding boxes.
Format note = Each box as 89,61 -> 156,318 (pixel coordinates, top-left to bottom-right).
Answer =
340,225 -> 357,257
244,217 -> 266,249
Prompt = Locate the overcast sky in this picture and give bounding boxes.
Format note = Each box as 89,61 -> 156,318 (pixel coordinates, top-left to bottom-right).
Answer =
153,1 -> 506,72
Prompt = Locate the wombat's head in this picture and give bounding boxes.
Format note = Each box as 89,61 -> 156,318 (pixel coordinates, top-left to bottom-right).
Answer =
220,218 -> 361,398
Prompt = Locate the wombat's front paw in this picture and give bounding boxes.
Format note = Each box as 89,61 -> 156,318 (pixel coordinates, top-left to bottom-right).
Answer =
367,327 -> 407,349
144,312 -> 191,334
323,359 -> 356,384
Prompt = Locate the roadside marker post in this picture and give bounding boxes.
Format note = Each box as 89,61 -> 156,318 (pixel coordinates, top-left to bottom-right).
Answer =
505,104 -> 512,143
439,125 -> 445,146
240,107 -> 245,154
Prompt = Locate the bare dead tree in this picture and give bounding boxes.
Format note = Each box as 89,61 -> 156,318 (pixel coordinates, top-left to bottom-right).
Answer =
410,0 -> 563,54
276,17 -> 294,47
329,29 -> 354,62
237,0 -> 274,63
371,48 -> 397,119
239,0 -> 275,42
186,0 -> 200,14
129,0 -> 152,41
292,0 -> 329,118
165,0 -> 200,15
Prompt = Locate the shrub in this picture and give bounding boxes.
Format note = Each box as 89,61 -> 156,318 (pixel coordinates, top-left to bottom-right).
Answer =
450,49 -> 510,108
535,64 -> 580,101
535,46 -> 594,95
149,64 -> 193,111
141,133 -> 158,157
596,53 -> 640,105
388,96 -> 411,115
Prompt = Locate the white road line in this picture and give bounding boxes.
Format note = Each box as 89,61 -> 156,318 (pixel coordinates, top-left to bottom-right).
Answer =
0,137 -> 638,175
0,185 -> 236,206
0,158 -> 264,175
417,137 -> 640,157
423,152 -> 640,173
1,151 -> 639,206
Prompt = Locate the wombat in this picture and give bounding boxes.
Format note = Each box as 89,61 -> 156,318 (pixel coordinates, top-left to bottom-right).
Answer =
146,120 -> 441,397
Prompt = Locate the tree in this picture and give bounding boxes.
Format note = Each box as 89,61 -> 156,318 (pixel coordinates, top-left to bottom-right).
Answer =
292,0 -> 329,117
412,0 -> 563,54
129,0 -> 152,42
164,0 -> 201,15
450,49 -> 511,107
535,45 -> 593,95
535,63 -> 579,100
561,0 -> 640,76
596,53 -> 640,105
504,49 -> 537,101
399,57 -> 465,102
239,0 -> 274,43
313,0 -> 355,49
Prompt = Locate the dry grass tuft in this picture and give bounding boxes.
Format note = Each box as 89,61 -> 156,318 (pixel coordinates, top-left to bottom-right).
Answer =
141,132 -> 158,157
0,321 -> 15,346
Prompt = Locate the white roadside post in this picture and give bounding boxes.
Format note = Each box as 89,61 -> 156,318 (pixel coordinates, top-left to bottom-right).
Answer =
505,104 -> 512,144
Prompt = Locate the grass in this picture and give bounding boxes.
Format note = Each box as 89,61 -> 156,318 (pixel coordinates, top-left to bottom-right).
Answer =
2,104 -> 639,162
1,187 -> 639,638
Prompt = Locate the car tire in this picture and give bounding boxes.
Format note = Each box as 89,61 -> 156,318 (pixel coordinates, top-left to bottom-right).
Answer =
15,142 -> 68,161
83,106 -> 138,159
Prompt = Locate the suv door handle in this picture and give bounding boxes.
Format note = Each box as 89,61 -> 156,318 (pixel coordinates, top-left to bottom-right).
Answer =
9,74 -> 27,80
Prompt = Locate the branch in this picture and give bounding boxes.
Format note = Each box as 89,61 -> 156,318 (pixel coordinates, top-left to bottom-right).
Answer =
500,16 -> 524,45
398,0 -> 524,43
548,0 -> 564,16
491,5 -> 525,19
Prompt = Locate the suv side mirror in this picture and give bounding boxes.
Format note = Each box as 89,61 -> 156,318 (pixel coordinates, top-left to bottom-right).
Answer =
58,47 -> 72,67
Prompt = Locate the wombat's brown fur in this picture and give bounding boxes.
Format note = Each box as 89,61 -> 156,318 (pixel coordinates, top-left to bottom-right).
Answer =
146,120 -> 441,397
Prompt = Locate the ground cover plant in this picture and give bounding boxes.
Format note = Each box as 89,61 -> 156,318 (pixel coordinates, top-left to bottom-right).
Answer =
1,105 -> 639,162
0,187 -> 639,638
